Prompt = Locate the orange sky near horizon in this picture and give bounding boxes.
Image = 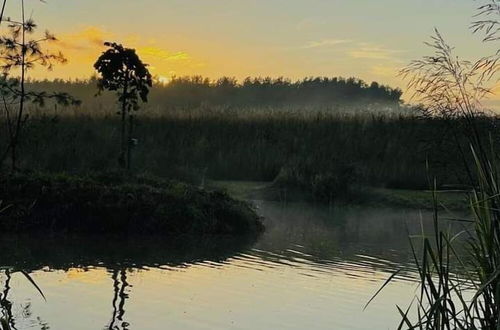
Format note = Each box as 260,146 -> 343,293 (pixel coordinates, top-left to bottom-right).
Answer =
33,24 -> 411,86
2,0 -> 500,107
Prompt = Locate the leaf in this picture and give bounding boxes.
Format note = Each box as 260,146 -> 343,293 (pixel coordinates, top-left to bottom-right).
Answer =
17,270 -> 46,301
364,268 -> 403,311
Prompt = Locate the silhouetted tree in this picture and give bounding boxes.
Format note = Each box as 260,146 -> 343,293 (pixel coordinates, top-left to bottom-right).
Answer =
0,0 -> 79,172
94,42 -> 152,169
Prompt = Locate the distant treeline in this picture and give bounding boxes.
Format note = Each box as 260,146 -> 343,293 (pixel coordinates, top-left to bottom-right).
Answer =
24,76 -> 403,114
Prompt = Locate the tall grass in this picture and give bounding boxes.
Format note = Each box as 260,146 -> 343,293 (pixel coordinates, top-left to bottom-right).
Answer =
368,20 -> 500,328
380,147 -> 500,329
3,109 -> 497,201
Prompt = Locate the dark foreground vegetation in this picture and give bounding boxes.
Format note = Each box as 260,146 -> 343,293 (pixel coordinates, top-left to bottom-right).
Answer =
0,172 -> 264,235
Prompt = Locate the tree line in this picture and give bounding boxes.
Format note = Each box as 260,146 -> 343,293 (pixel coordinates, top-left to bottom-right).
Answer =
23,75 -> 403,110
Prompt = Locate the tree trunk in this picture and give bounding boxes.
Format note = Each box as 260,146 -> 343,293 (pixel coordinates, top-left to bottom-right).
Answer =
126,114 -> 133,171
119,81 -> 128,169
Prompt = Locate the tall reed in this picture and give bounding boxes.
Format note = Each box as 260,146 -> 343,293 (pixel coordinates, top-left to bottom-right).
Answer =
369,13 -> 500,328
1,110 -> 488,197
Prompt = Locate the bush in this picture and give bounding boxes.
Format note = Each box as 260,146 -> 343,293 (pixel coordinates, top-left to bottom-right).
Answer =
274,159 -> 358,202
0,172 -> 264,236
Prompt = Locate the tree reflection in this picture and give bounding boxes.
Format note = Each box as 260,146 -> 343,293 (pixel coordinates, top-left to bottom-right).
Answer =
0,270 -> 50,330
1,270 -> 16,330
0,234 -> 258,329
107,269 -> 130,330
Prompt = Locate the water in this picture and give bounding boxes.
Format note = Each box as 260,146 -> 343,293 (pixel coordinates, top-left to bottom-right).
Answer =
0,200 -> 467,330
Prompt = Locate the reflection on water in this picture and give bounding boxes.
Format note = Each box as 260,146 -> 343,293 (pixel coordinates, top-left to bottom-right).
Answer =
108,269 -> 129,330
0,201 -> 468,329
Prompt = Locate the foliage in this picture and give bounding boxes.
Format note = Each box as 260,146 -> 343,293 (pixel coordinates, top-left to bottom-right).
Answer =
274,157 -> 358,203
19,75 -> 404,115
94,42 -> 152,112
0,1 -> 79,172
0,172 -> 263,235
158,75 -> 402,108
94,42 -> 152,169
367,3 -> 500,328
401,29 -> 496,119
471,0 -> 500,43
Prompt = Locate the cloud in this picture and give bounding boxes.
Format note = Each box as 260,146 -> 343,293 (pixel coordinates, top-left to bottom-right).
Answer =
57,26 -> 112,50
31,26 -> 205,80
137,46 -> 191,62
54,26 -> 199,68
303,39 -> 351,49
57,27 -> 193,64
348,44 -> 405,60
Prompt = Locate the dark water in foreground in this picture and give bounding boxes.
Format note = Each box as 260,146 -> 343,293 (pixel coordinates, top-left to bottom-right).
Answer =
0,201 -> 466,329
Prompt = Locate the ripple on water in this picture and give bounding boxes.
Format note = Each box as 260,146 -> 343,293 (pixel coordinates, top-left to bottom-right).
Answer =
0,203 -> 466,329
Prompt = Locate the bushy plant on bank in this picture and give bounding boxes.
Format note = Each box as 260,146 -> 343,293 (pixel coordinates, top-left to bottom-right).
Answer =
0,172 -> 264,235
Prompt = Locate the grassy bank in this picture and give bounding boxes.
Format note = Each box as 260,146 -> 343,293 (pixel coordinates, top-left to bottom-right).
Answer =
0,173 -> 264,235
210,180 -> 469,210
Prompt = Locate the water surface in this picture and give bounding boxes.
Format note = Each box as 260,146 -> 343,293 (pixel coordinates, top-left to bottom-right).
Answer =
0,201 -> 466,329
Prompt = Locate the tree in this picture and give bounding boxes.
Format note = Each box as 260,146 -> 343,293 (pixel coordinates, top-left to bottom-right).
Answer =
0,0 -> 79,172
94,42 -> 152,169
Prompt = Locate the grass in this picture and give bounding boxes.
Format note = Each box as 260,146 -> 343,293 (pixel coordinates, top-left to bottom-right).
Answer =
2,110 -> 495,203
0,172 -> 264,235
361,188 -> 469,210
367,22 -> 500,328
210,180 -> 469,210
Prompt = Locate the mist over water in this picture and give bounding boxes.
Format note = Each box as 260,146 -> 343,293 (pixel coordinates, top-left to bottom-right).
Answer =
0,201 -> 467,330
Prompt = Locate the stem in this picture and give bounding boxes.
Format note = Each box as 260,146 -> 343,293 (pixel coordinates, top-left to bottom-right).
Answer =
0,0 -> 7,25
11,0 -> 26,172
127,114 -> 133,171
120,78 -> 128,169
0,97 -> 13,167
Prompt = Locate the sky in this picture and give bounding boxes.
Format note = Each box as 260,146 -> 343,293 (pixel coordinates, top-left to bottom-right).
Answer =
3,0 -> 499,104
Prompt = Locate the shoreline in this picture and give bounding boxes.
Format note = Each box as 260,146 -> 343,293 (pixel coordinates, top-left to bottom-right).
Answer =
209,180 -> 469,210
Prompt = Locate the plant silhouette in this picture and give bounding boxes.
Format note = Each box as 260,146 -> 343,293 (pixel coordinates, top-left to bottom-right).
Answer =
94,42 -> 152,169
0,0 -> 79,172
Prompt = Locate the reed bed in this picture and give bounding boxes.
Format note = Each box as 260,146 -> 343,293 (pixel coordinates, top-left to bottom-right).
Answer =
2,109 -> 496,202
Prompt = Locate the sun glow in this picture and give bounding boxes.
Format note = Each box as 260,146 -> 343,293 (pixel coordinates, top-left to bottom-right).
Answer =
157,76 -> 170,85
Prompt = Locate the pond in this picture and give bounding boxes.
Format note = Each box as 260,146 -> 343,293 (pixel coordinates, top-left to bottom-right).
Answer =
0,200 -> 466,329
